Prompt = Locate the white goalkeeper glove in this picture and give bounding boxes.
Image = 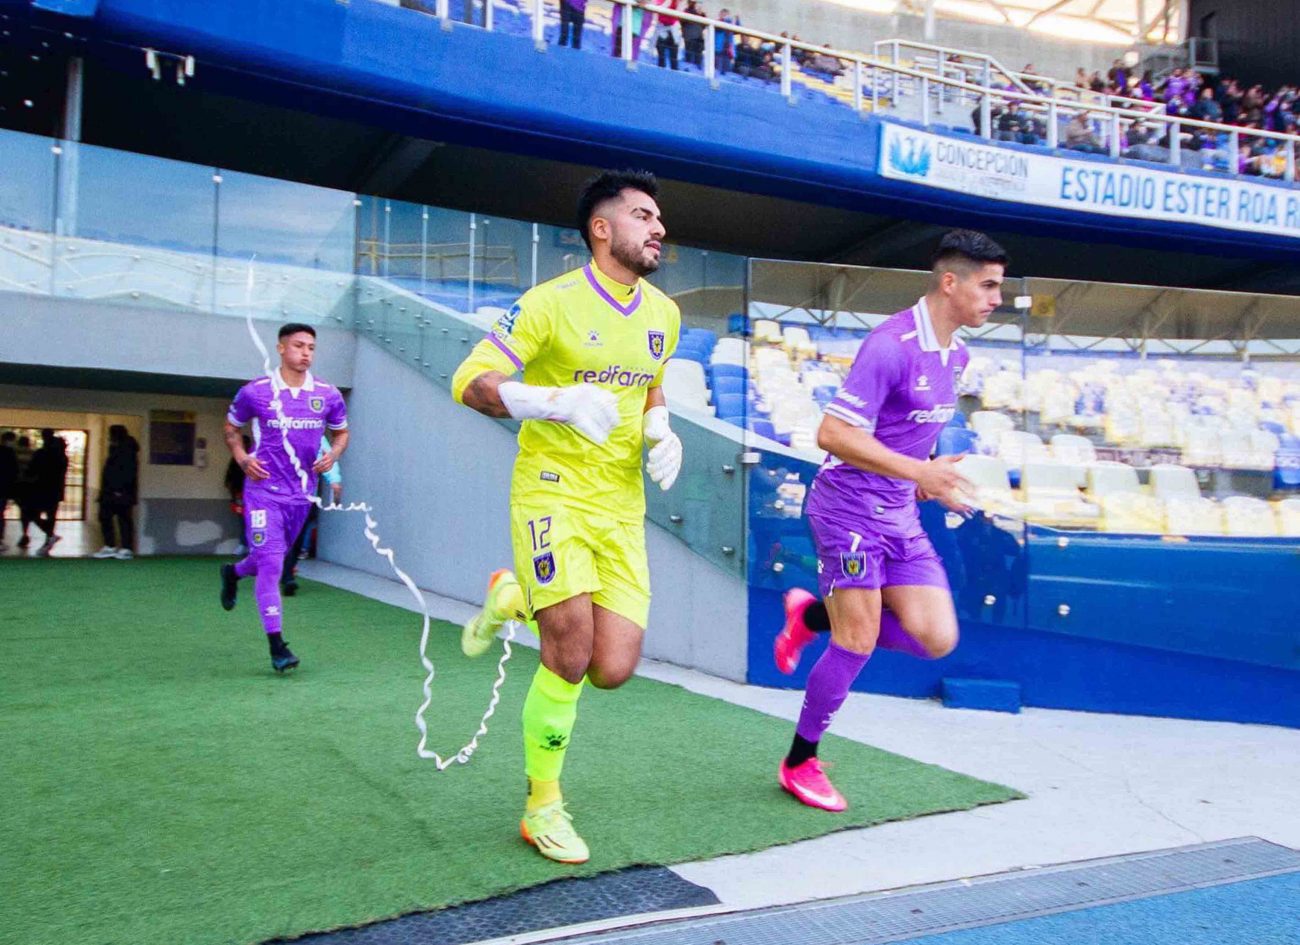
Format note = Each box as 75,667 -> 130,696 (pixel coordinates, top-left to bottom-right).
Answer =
643,405 -> 683,491
498,381 -> 621,445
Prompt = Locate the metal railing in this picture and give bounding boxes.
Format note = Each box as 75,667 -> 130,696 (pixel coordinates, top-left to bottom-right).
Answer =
400,0 -> 1300,183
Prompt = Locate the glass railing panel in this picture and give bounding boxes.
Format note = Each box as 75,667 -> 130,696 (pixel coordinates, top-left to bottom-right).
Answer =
0,128 -> 58,296
214,169 -> 357,324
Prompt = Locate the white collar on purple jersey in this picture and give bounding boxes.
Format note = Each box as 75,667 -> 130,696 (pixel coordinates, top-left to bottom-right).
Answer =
270,367 -> 316,395
911,297 -> 961,366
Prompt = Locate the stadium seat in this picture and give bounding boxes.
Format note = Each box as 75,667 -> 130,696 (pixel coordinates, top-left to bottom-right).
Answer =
956,454 -> 1014,511
970,410 -> 1015,442
1149,463 -> 1201,500
663,360 -> 712,413
673,347 -> 708,365
1276,497 -> 1300,535
710,363 -> 748,384
1086,461 -> 1140,497
1021,461 -> 1099,525
937,425 -> 977,456
1050,433 -> 1096,472
995,430 -> 1049,470
752,319 -> 782,345
1222,496 -> 1278,537
1163,497 -> 1224,536
711,337 -> 748,367
711,375 -> 746,399
714,392 -> 746,419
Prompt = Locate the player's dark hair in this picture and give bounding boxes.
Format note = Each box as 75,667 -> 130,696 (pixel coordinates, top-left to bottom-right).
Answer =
278,322 -> 316,340
577,169 -> 660,252
931,230 -> 1009,274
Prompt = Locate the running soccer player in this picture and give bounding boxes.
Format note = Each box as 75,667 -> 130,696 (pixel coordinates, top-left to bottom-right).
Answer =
220,323 -> 349,673
776,230 -> 1007,812
451,169 -> 683,865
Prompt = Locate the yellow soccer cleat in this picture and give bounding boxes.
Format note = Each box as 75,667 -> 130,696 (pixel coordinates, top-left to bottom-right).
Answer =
520,800 -> 589,864
461,569 -> 526,658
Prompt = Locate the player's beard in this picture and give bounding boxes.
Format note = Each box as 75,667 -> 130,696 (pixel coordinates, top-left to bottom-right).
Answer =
611,232 -> 660,277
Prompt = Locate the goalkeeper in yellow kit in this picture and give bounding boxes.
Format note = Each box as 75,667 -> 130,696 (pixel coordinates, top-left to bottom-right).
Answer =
451,170 -> 683,864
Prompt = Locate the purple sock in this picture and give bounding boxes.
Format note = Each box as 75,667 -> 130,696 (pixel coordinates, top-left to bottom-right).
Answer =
795,642 -> 872,743
877,610 -> 931,659
252,562 -> 283,635
234,557 -> 257,579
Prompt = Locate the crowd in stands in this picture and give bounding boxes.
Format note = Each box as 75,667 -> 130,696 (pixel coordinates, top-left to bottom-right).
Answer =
985,58 -> 1300,178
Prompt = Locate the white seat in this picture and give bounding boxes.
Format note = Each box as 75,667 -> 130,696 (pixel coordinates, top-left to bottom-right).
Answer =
752,319 -> 782,345
1222,496 -> 1278,537
1149,463 -> 1201,500
1021,461 -> 1099,524
1276,497 -> 1300,536
970,410 -> 1015,442
781,325 -> 811,351
711,337 -> 748,367
956,454 -> 1015,512
1163,497 -> 1224,536
663,360 -> 711,411
1086,461 -> 1140,497
995,430 -> 1049,469
1098,492 -> 1164,533
1050,434 -> 1096,469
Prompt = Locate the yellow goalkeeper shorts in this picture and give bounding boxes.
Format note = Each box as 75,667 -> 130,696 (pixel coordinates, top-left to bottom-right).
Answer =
510,502 -> 651,629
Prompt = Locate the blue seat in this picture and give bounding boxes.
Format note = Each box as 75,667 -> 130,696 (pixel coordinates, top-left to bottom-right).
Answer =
721,414 -> 747,428
682,328 -> 717,347
714,393 -> 745,417
947,410 -> 968,428
747,418 -> 777,440
727,313 -> 746,334
937,426 -> 977,456
710,363 -> 748,381
674,347 -> 707,364
1275,444 -> 1300,489
712,376 -> 746,398
1260,420 -> 1286,434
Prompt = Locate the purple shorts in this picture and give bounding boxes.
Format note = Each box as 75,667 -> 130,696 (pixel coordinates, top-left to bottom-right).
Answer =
806,504 -> 948,597
243,487 -> 312,557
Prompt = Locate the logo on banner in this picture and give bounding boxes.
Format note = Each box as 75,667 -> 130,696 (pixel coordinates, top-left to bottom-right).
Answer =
888,135 -> 932,178
647,330 -> 666,361
840,552 -> 866,578
533,551 -> 557,585
310,396 -> 324,413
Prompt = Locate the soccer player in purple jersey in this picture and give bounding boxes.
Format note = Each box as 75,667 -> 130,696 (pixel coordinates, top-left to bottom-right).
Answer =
775,230 -> 1008,811
220,323 -> 349,672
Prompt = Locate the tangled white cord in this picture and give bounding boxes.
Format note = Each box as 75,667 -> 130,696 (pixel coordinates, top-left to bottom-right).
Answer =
242,260 -> 515,769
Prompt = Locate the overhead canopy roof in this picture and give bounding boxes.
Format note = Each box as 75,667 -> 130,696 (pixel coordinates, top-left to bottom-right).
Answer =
827,0 -> 1181,45
748,260 -> 1300,343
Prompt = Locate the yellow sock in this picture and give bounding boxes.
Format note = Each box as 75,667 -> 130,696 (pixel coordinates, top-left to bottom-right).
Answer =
526,777 -> 563,812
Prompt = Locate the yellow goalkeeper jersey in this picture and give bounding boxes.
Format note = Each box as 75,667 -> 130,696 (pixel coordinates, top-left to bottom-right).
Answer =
452,261 -> 681,522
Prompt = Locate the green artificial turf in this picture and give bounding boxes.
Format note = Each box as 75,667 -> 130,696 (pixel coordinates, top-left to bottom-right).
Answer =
0,558 -> 1021,945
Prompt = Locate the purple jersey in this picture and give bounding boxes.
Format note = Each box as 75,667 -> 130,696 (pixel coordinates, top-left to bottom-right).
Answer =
808,299 -> 969,516
227,370 -> 347,502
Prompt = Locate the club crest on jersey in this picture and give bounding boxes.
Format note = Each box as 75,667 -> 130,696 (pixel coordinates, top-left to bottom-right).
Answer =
841,552 -> 866,578
533,551 -> 557,585
914,374 -> 931,391
492,303 -> 522,341
252,531 -> 266,547
310,396 -> 324,413
647,330 -> 665,361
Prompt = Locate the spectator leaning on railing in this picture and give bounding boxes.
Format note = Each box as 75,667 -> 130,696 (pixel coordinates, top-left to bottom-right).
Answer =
681,2 -> 706,68
1064,111 -> 1106,154
714,7 -> 737,74
653,0 -> 683,70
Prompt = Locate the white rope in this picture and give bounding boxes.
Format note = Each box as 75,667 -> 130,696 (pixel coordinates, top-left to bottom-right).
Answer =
241,259 -> 515,769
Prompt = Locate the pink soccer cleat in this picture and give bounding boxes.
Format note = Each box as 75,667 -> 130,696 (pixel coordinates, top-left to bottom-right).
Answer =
774,588 -> 818,674
778,757 -> 847,812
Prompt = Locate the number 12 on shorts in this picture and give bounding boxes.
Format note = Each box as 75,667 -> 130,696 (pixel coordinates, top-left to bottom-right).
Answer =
528,516 -> 553,552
